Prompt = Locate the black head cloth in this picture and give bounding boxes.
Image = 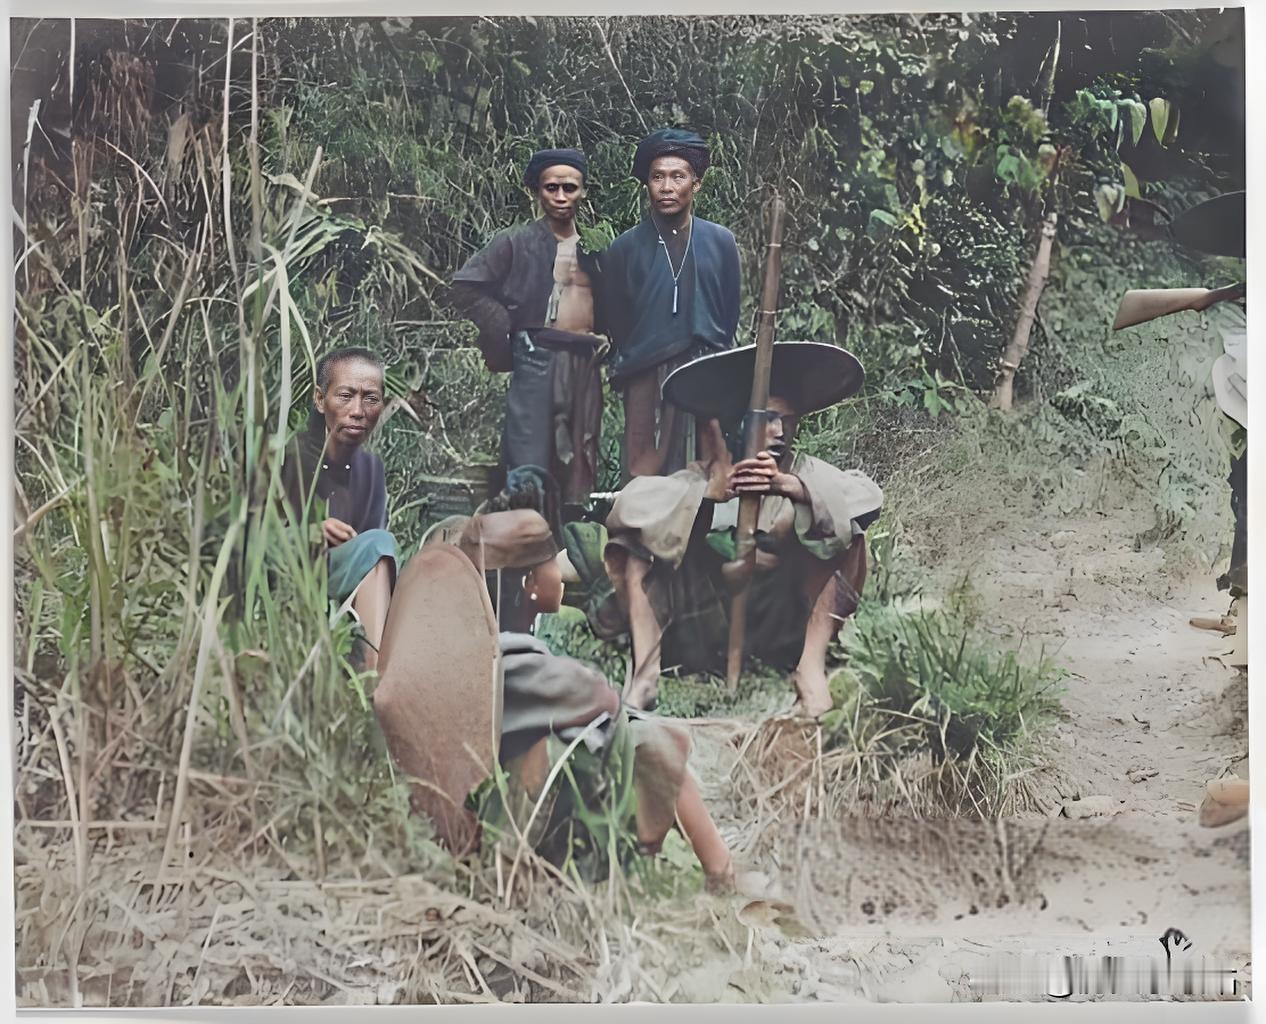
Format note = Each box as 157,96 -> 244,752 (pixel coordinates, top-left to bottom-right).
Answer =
632,128 -> 710,184
523,148 -> 588,189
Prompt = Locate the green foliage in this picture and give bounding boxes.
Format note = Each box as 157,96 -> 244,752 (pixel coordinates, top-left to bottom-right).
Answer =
535,606 -> 630,686
883,369 -> 977,418
11,11 -> 1240,873
808,528 -> 1064,814
824,600 -> 1064,764
655,663 -> 789,721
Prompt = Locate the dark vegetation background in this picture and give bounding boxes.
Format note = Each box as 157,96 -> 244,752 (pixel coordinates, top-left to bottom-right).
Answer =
9,12 -> 1246,1005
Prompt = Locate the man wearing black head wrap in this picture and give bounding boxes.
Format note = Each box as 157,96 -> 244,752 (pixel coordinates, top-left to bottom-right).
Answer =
601,129 -> 741,480
450,148 -> 607,507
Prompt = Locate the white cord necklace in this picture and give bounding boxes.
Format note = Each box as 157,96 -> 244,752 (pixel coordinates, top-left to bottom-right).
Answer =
655,214 -> 693,316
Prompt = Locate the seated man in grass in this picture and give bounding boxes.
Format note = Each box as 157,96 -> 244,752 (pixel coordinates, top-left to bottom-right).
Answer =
593,342 -> 883,715
283,346 -> 397,671
373,503 -> 734,892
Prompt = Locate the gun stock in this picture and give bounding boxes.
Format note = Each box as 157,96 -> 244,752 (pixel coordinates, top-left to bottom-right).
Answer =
1112,283 -> 1245,331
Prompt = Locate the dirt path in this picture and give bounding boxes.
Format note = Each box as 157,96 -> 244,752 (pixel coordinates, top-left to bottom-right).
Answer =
680,503 -> 1251,1003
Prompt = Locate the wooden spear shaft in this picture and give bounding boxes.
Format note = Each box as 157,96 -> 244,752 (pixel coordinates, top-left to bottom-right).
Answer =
725,194 -> 786,690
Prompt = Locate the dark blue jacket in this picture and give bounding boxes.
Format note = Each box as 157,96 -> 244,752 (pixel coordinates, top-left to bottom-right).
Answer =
602,216 -> 741,384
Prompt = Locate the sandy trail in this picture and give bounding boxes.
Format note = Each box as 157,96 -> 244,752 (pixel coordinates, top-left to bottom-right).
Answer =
680,503 -> 1251,1002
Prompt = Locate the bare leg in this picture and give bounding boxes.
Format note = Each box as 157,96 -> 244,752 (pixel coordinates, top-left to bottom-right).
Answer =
791,560 -> 841,717
622,553 -> 664,710
352,557 -> 393,672
675,772 -> 734,891
792,539 -> 867,717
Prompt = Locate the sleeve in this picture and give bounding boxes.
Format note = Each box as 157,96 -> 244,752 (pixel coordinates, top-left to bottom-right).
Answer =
604,464 -> 710,569
279,438 -> 325,560
448,283 -> 514,372
597,241 -> 630,354
281,438 -> 314,523
449,231 -> 517,372
452,229 -> 515,286
791,457 -> 883,562
716,228 -> 741,350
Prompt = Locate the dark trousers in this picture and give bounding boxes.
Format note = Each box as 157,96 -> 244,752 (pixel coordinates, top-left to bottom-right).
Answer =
502,333 -> 555,473
502,333 -> 603,504
1223,452 -> 1247,597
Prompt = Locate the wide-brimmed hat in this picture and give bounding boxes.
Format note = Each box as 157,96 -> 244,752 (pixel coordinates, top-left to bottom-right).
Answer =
373,543 -> 501,856
423,510 -> 559,571
1172,191 -> 1245,258
661,342 -> 865,421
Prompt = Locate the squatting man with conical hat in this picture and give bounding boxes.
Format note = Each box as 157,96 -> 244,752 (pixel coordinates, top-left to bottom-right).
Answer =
570,341 -> 882,714
603,129 -> 742,479
449,148 -> 607,506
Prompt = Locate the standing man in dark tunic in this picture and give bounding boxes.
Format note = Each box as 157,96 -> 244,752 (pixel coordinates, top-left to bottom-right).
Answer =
449,148 -> 606,507
603,129 -> 741,479
283,347 -> 398,672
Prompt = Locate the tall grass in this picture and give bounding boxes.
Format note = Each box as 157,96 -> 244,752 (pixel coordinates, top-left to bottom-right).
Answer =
14,19 -> 429,910
14,25 -> 719,1006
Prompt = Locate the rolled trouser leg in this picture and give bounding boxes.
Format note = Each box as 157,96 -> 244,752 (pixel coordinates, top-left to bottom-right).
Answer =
621,366 -> 659,480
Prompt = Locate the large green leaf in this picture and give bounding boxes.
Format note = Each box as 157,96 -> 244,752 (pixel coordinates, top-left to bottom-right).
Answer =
1148,97 -> 1171,145
1120,99 -> 1147,146
1121,162 -> 1141,200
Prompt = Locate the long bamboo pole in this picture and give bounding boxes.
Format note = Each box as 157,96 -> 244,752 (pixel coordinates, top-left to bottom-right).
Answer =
724,194 -> 786,689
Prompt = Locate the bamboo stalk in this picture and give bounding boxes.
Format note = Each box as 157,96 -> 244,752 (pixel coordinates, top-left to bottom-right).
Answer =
990,209 -> 1058,411
725,194 -> 786,689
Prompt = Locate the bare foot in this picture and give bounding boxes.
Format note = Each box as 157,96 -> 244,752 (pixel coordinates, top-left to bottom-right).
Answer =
788,699 -> 831,721
705,857 -> 736,896
1199,778 -> 1249,828
624,674 -> 660,712
1190,615 -> 1236,635
790,668 -> 833,718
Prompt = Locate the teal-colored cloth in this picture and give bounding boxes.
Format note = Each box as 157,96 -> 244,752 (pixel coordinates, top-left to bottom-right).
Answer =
328,528 -> 397,602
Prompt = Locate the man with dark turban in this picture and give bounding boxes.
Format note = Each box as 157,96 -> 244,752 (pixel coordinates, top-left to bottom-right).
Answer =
601,129 -> 741,479
449,148 -> 607,507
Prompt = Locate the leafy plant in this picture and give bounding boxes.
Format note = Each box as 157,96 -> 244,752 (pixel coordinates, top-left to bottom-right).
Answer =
825,601 -> 1064,763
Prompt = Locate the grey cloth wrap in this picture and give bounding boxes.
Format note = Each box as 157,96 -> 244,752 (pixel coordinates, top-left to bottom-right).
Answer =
497,632 -> 691,851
